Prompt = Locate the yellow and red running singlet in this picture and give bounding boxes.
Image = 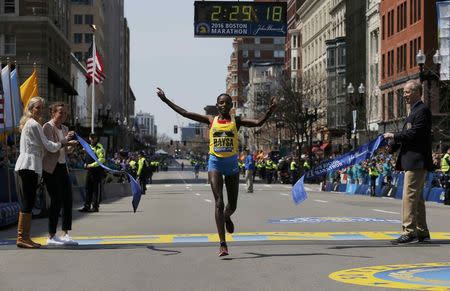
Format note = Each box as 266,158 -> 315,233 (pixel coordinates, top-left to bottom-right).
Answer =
209,116 -> 238,158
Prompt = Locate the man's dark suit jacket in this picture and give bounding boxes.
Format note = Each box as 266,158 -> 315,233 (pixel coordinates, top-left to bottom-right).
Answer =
391,100 -> 433,171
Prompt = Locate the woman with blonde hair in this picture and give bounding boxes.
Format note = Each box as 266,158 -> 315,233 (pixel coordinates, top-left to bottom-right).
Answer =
15,97 -> 76,248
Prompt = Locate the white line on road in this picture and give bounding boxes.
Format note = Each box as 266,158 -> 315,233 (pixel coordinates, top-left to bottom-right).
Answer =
186,184 -> 192,187
283,186 -> 291,189
195,193 -> 201,196
164,185 -> 172,187
314,199 -> 328,203
372,209 -> 400,215
304,186 -> 313,191
204,199 -> 212,203
264,185 -> 272,188
280,193 -> 289,196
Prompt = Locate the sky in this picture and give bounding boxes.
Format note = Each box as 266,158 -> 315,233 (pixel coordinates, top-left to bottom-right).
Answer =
125,1 -> 233,140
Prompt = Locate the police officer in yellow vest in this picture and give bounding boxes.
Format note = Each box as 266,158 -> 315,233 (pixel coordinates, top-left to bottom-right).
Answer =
290,158 -> 298,186
369,162 -> 380,197
79,133 -> 105,212
137,152 -> 148,194
129,158 -> 137,179
441,147 -> 450,205
266,159 -> 275,184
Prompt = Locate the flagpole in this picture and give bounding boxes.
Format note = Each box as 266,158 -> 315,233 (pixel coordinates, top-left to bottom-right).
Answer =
7,58 -> 17,162
91,28 -> 96,134
0,57 -> 12,203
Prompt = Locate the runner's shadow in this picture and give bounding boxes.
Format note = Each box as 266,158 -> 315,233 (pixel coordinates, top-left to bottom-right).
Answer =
222,252 -> 372,261
147,245 -> 181,256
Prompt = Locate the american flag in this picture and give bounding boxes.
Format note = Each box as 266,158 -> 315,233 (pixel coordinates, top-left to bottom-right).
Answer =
86,42 -> 106,85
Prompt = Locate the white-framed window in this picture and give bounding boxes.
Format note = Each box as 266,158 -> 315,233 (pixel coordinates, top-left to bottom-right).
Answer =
254,37 -> 260,44
242,50 -> 248,58
254,50 -> 260,58
74,14 -> 83,24
0,34 -> 16,56
292,57 -> 297,70
292,35 -> 297,48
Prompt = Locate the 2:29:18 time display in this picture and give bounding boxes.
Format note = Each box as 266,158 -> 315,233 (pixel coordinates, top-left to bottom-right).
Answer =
210,5 -> 283,22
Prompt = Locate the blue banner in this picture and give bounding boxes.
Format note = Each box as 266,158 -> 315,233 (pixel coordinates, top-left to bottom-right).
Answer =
292,135 -> 386,204
75,134 -> 141,212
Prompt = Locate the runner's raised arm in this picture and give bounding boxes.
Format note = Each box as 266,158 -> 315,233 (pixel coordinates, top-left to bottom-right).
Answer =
156,87 -> 211,124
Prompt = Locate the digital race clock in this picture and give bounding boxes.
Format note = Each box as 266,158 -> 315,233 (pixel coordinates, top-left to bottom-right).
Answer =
194,1 -> 287,38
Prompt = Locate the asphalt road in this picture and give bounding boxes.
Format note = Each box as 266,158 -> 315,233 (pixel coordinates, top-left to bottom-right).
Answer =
1,163 -> 450,291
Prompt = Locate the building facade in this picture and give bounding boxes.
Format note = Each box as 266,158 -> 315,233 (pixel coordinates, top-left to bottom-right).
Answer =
379,0 -> 438,133
135,111 -> 157,138
0,0 -> 76,108
366,0 -> 381,134
325,0 -> 346,144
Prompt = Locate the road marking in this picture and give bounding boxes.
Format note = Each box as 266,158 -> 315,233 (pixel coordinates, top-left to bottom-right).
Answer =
314,199 -> 328,203
304,186 -> 313,191
164,185 -> 172,187
186,184 -> 192,187
372,209 -> 400,215
204,199 -> 212,203
283,186 -> 291,189
330,262 -> 450,290
280,193 -> 289,196
15,232 -> 450,246
195,193 -> 201,196
264,185 -> 271,188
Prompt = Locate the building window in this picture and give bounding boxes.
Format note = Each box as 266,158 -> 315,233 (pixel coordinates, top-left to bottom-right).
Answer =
254,37 -> 260,44
2,0 -> 15,14
410,0 -> 421,24
382,54 -> 385,79
242,50 -> 248,58
84,33 -> 93,43
1,34 -> 16,55
254,50 -> 260,58
74,33 -> 82,44
382,15 -> 385,40
74,51 -> 83,61
397,88 -> 406,117
388,91 -> 394,119
74,14 -> 83,24
84,14 -> 94,25
292,57 -> 297,70
274,50 -> 285,58
292,35 -> 297,48
274,37 -> 285,44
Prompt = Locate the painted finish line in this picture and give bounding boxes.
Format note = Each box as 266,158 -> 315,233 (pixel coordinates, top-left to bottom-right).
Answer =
268,217 -> 401,224
330,262 -> 450,290
2,232 -> 450,246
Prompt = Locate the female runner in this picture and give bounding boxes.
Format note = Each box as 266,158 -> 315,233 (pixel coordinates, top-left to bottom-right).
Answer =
157,88 -> 276,256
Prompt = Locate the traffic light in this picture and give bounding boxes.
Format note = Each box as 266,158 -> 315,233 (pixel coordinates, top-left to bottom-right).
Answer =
170,140 -> 173,145
174,125 -> 178,134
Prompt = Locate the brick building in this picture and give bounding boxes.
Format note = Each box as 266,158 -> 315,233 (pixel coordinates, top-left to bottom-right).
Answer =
379,0 -> 438,133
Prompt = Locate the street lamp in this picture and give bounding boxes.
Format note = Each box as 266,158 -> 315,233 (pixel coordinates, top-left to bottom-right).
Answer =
347,83 -> 355,149
416,49 -> 441,108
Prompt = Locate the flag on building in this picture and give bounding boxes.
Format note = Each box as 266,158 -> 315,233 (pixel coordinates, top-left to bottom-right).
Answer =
1,65 -> 13,131
0,78 -> 4,131
10,69 -> 23,127
86,42 -> 106,85
20,69 -> 39,109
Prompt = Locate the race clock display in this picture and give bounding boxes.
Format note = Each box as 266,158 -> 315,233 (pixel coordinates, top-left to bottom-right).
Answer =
194,1 -> 287,37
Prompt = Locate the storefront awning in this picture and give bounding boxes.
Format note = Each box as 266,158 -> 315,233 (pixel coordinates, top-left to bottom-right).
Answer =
48,68 -> 78,96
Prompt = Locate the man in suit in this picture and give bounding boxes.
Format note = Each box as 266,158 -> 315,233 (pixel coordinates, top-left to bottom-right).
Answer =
384,80 -> 433,244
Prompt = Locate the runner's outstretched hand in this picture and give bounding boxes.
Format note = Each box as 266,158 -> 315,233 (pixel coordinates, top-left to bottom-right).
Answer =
156,87 -> 167,102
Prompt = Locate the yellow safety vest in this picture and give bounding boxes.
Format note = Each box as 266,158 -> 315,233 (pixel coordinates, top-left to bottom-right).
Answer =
209,116 -> 238,158
442,153 -> 450,173
369,166 -> 379,177
290,161 -> 297,171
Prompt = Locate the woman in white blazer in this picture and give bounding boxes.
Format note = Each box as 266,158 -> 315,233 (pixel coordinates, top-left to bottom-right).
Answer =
14,97 -> 76,248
